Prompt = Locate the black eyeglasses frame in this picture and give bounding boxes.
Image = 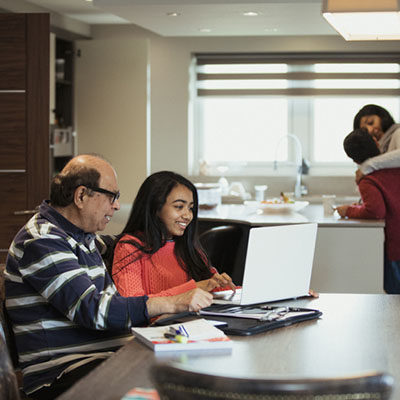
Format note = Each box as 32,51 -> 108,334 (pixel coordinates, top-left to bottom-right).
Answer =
86,186 -> 120,204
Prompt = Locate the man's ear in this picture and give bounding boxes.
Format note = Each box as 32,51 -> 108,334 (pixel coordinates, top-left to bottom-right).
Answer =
74,186 -> 87,209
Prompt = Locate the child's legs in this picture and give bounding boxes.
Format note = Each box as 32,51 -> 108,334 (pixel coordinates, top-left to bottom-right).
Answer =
384,255 -> 400,294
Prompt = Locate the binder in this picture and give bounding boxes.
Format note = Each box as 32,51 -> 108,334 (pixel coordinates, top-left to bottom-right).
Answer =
155,304 -> 322,336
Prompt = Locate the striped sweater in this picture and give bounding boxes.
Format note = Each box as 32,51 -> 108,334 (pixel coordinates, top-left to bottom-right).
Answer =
5,201 -> 149,395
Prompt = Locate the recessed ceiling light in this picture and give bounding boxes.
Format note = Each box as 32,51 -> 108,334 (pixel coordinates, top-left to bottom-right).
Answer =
199,28 -> 212,33
85,0 -> 93,2
166,12 -> 181,17
265,28 -> 278,32
243,11 -> 259,17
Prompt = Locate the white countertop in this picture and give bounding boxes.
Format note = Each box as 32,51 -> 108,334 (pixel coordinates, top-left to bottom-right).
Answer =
199,204 -> 385,228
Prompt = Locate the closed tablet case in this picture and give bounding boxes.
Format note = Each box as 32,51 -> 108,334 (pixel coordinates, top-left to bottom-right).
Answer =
154,304 -> 322,336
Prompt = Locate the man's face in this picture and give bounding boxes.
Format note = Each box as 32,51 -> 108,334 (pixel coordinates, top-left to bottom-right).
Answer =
80,162 -> 120,233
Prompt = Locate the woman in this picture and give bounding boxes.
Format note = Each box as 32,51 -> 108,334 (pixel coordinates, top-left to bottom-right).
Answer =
111,171 -> 235,297
352,104 -> 400,180
353,104 -> 400,153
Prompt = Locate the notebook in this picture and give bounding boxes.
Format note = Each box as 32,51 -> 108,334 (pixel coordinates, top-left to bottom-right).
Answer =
213,223 -> 318,305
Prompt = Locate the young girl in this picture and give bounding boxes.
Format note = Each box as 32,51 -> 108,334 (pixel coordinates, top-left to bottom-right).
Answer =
111,171 -> 235,297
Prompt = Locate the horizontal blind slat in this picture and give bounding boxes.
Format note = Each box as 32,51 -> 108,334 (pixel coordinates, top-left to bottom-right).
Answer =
195,52 -> 400,64
197,88 -> 400,96
197,72 -> 400,80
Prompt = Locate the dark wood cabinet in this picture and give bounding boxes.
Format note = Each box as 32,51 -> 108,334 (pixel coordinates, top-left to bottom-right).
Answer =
0,14 -> 50,262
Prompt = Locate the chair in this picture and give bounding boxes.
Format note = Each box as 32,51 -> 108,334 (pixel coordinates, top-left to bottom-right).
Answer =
0,268 -> 21,400
0,266 -> 19,368
199,225 -> 248,285
0,335 -> 21,400
95,234 -> 117,276
151,364 -> 394,400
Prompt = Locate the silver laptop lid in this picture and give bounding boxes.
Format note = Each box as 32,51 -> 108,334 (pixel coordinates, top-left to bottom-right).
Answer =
240,223 -> 317,305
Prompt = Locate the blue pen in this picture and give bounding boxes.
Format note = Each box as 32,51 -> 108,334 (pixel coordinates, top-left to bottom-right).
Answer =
178,324 -> 189,337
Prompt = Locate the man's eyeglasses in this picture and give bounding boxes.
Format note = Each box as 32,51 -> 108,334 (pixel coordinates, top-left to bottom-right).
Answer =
86,186 -> 120,204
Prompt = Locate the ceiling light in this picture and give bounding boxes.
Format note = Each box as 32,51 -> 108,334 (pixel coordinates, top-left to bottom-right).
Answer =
166,12 -> 180,17
243,11 -> 259,17
322,0 -> 400,40
199,28 -> 212,33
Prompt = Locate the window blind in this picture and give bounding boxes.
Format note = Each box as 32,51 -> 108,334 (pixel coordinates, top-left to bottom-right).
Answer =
195,52 -> 400,97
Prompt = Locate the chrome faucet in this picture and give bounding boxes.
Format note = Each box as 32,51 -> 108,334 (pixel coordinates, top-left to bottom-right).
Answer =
273,134 -> 306,198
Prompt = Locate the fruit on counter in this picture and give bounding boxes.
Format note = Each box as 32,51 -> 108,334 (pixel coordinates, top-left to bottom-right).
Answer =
260,195 -> 295,205
280,192 -> 289,203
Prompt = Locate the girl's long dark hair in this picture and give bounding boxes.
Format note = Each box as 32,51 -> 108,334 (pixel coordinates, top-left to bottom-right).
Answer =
112,171 -> 212,281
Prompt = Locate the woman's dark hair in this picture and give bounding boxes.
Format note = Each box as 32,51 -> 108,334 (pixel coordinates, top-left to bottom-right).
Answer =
353,104 -> 395,132
343,128 -> 380,164
50,166 -> 100,207
112,171 -> 212,281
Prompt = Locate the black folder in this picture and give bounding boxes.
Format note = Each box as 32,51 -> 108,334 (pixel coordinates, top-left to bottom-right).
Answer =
155,304 -> 322,336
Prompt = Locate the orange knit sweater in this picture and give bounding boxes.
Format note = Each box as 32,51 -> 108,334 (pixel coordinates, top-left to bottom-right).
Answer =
112,234 -> 198,297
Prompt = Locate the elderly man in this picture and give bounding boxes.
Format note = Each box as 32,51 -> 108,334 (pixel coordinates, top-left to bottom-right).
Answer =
5,154 -> 212,399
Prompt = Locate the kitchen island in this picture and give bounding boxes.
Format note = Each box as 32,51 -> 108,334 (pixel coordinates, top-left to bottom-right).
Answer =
199,204 -> 385,294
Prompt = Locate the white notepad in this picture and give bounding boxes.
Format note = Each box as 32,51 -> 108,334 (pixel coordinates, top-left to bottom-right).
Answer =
131,319 -> 233,352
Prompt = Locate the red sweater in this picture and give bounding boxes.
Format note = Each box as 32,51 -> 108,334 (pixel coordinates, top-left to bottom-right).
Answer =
346,168 -> 400,261
112,234 -> 198,297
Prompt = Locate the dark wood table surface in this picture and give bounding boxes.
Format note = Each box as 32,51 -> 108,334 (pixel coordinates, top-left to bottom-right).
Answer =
58,294 -> 400,400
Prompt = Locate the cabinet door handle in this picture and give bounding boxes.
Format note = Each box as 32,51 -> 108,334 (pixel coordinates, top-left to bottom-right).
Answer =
14,210 -> 37,215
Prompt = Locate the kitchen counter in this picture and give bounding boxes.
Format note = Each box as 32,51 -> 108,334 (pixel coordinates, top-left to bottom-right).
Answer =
199,204 -> 385,228
200,203 -> 385,294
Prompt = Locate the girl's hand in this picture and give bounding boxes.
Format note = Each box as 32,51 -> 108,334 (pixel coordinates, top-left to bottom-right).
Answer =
196,272 -> 236,292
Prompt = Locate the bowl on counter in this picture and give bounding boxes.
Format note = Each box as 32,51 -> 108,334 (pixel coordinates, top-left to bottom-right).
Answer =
244,200 -> 309,214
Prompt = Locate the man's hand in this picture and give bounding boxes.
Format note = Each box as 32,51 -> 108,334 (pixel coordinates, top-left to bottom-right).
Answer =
196,272 -> 236,292
146,288 -> 213,317
355,169 -> 364,184
335,205 -> 350,218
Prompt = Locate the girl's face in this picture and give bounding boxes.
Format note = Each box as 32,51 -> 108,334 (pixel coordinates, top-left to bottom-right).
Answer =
359,115 -> 384,140
158,184 -> 194,239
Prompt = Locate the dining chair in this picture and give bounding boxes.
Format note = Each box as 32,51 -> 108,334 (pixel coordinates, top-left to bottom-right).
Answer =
198,224 -> 248,284
95,234 -> 117,276
151,363 -> 394,400
0,267 -> 21,400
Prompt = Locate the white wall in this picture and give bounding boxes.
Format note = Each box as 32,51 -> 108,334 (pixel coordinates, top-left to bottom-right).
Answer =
75,36 -> 149,204
76,25 -> 400,203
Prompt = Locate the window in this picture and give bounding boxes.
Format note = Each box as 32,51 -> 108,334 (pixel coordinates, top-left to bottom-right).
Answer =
192,53 -> 400,176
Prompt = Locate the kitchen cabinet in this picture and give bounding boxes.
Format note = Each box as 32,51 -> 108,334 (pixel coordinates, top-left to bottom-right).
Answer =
0,14 -> 50,263
198,204 -> 385,294
311,226 -> 384,294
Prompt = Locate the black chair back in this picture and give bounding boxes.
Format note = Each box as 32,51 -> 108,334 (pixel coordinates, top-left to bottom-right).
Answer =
151,364 -> 394,400
199,225 -> 248,284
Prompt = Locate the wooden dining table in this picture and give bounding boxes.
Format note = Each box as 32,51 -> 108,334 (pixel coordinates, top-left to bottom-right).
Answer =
58,293 -> 400,400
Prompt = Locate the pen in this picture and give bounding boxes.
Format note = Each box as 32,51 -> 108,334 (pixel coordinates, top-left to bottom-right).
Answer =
179,324 -> 189,337
163,333 -> 189,343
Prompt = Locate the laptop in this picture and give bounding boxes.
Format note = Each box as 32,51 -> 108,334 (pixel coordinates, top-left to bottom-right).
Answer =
213,223 -> 318,305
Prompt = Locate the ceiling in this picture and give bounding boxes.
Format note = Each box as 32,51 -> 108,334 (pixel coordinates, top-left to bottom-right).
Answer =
23,0 -> 338,37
